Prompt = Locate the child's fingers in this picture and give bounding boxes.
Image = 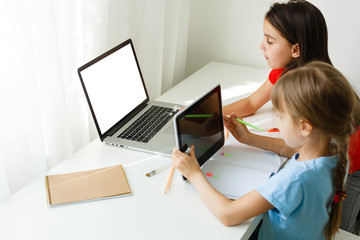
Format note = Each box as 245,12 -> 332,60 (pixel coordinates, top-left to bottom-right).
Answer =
229,114 -> 241,127
172,146 -> 201,179
171,148 -> 180,165
224,126 -> 229,140
230,114 -> 246,127
172,148 -> 185,163
224,115 -> 235,130
172,147 -> 196,165
230,113 -> 238,122
189,145 -> 195,157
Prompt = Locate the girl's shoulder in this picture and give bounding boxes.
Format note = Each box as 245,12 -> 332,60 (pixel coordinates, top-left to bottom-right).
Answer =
283,154 -> 338,182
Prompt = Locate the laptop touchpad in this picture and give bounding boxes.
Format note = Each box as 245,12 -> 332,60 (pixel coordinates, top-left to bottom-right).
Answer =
164,124 -> 174,135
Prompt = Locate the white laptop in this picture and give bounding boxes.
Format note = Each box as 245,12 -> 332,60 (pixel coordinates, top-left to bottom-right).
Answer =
78,39 -> 182,156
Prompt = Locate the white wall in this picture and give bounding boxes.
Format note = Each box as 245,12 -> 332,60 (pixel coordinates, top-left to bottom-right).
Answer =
315,0 -> 360,93
185,0 -> 360,94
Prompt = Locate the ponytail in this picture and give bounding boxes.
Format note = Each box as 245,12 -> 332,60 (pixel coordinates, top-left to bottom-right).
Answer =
326,98 -> 360,239
325,138 -> 348,240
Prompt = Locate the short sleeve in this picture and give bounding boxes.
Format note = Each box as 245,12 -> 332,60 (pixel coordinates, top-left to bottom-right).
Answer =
257,170 -> 303,218
349,127 -> 360,174
268,68 -> 284,85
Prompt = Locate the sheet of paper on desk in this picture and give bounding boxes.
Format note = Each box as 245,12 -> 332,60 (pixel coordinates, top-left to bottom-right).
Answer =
201,134 -> 281,199
211,134 -> 281,171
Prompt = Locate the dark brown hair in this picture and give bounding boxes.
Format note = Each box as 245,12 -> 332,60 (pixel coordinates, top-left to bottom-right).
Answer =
272,61 -> 358,240
266,0 -> 332,74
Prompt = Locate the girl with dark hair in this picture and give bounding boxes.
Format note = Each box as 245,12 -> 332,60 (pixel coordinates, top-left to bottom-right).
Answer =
223,0 -> 332,118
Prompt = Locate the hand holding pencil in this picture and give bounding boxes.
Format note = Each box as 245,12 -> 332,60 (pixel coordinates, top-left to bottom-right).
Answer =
225,114 -> 264,131
224,113 -> 255,145
166,146 -> 198,194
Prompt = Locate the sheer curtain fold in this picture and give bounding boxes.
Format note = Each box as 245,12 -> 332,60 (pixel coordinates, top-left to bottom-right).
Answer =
0,0 -> 48,200
162,0 -> 190,93
0,0 -> 190,201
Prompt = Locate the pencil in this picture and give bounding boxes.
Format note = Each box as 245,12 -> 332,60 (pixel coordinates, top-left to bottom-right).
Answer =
164,166 -> 175,194
145,163 -> 171,177
185,114 -> 213,118
164,147 -> 192,194
225,115 -> 264,131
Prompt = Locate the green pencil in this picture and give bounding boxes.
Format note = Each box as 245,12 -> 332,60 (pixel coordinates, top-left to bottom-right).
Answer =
185,114 -> 213,118
225,115 -> 264,131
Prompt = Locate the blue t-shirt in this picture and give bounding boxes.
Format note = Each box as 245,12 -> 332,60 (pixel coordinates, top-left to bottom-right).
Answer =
256,153 -> 338,240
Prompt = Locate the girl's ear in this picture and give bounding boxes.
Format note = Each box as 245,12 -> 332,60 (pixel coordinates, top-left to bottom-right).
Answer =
292,43 -> 300,58
299,119 -> 312,137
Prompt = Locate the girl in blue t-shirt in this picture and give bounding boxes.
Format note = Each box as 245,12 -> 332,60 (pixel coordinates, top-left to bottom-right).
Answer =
171,62 -> 358,240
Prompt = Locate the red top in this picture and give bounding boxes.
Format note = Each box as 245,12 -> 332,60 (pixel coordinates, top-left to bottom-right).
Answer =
349,127 -> 360,174
269,68 -> 360,174
269,68 -> 284,85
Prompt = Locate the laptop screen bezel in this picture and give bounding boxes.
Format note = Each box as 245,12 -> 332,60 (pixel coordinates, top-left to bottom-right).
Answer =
77,39 -> 150,141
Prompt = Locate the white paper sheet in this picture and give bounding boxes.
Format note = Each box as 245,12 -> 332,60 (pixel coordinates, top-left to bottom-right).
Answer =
199,134 -> 281,199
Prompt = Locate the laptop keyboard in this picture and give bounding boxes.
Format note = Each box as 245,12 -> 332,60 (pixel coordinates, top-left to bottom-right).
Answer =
117,105 -> 178,143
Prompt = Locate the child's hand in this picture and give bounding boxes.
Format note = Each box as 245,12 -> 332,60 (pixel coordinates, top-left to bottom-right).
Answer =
224,126 -> 230,140
223,113 -> 252,144
172,146 -> 201,181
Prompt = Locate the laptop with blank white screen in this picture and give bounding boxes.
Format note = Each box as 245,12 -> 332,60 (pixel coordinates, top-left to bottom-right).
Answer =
78,39 -> 182,156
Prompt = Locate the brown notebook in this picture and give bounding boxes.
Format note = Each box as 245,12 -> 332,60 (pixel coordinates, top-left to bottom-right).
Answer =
45,164 -> 131,206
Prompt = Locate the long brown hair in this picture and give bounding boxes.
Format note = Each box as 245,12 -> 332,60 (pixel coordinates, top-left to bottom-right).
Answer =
271,61 -> 358,239
266,0 -> 332,74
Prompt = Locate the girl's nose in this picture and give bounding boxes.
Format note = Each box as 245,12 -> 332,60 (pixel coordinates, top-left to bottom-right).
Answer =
259,39 -> 265,51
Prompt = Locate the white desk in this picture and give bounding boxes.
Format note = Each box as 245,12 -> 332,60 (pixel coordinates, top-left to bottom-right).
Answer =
0,62 -> 280,240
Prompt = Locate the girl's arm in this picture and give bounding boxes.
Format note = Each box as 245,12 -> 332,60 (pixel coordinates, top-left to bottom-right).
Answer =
224,113 -> 297,158
172,147 -> 274,226
223,79 -> 273,117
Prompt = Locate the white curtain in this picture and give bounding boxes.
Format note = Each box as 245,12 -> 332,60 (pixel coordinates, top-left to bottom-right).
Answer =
0,0 -> 190,202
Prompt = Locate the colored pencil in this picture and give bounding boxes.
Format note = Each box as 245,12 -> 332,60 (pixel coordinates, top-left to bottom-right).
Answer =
185,114 -> 213,118
164,147 -> 192,194
146,163 -> 171,177
225,115 -> 264,131
164,166 -> 175,194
